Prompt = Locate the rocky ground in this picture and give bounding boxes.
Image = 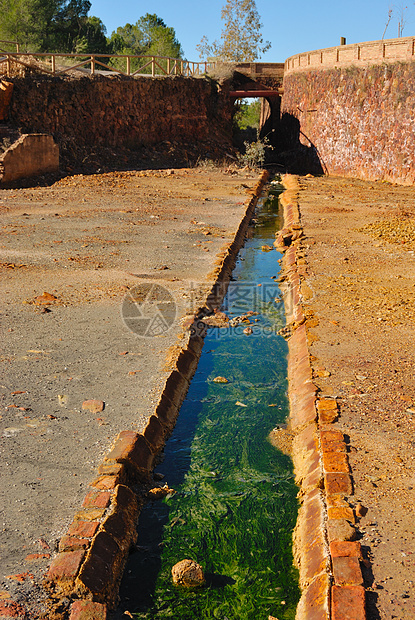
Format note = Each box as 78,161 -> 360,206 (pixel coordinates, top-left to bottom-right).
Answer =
0,164 -> 260,610
298,175 -> 415,620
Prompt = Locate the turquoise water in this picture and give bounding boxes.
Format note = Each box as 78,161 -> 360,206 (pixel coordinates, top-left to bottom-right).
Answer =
119,184 -> 300,620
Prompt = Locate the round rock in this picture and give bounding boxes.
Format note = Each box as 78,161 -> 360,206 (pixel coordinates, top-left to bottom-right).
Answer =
171,559 -> 205,588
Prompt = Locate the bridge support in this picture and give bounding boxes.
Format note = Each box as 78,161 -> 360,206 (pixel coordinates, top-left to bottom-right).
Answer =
259,96 -> 281,150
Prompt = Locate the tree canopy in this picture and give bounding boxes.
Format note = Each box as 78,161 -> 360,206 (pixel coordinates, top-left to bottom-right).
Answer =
0,0 -> 109,53
197,0 -> 271,62
109,14 -> 183,59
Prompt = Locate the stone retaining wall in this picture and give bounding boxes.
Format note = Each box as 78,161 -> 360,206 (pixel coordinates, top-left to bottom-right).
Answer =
0,133 -> 59,184
4,74 -> 232,151
281,61 -> 415,185
278,175 -> 366,620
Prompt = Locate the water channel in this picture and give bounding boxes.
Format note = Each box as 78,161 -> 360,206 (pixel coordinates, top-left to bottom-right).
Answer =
118,182 -> 301,620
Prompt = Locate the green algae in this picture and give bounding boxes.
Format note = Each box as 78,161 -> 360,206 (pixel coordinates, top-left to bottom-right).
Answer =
120,183 -> 301,620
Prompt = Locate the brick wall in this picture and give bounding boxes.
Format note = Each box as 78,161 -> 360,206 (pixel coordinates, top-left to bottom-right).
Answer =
285,36 -> 415,73
281,61 -> 415,185
6,74 -> 232,151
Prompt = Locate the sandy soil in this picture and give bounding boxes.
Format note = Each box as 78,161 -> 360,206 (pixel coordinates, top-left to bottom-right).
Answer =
0,165 -> 260,606
298,175 -> 415,620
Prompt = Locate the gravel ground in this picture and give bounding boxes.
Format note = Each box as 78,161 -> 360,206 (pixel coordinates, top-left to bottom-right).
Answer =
0,165 -> 260,606
298,175 -> 415,620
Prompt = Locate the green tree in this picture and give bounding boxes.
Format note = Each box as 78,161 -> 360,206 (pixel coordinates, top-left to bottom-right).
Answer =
0,0 -> 108,53
108,13 -> 183,73
0,0 -> 58,51
197,0 -> 271,62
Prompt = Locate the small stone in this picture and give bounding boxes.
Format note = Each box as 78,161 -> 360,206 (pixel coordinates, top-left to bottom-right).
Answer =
355,503 -> 368,518
148,485 -> 175,500
24,553 -> 51,561
243,326 -> 253,335
171,559 -> 205,588
213,376 -> 228,383
261,245 -> 273,252
34,291 -> 58,305
82,399 -> 105,413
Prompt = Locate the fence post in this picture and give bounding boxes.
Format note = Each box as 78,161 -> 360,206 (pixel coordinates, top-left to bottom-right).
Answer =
6,54 -> 10,77
51,54 -> 55,74
91,56 -> 95,75
167,58 -> 171,74
126,56 -> 130,75
152,57 -> 155,76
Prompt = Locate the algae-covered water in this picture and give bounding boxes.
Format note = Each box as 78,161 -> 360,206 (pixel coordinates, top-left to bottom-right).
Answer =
120,183 -> 300,620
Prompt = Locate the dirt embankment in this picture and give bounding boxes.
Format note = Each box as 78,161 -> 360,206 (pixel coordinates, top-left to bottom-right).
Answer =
298,175 -> 415,619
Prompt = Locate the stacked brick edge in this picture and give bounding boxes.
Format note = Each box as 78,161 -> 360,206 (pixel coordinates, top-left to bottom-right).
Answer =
278,174 -> 366,620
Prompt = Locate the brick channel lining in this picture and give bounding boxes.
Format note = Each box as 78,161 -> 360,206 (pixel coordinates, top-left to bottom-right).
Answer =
278,175 -> 366,620
6,171 -> 270,620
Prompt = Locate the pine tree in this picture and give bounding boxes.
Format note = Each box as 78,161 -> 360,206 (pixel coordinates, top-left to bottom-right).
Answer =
197,0 -> 271,62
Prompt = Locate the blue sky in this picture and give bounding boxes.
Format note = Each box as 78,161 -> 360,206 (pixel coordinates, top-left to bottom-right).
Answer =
89,0 -> 414,62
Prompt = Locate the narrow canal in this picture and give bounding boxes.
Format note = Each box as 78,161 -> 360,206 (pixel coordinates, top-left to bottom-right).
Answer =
118,182 -> 301,620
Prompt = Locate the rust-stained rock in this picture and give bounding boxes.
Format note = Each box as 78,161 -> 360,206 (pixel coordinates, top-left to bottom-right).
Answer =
148,484 -> 175,501
33,291 -> 58,305
171,559 -> 205,588
82,400 -> 105,413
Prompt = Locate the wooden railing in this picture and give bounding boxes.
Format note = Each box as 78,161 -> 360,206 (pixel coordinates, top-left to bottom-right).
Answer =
0,40 -> 19,53
0,51 -> 216,78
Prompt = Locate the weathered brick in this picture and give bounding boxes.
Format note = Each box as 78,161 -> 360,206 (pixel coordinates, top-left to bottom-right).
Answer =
320,429 -> 344,442
295,573 -> 331,620
100,485 -> 138,552
0,600 -> 27,619
327,519 -> 358,543
74,508 -> 106,522
319,408 -> 339,425
294,489 -> 330,587
175,347 -> 199,377
328,506 -> 355,522
82,490 -> 111,509
331,585 -> 366,620
89,475 -> 121,491
75,532 -> 123,601
104,431 -> 154,481
68,520 -> 100,538
330,541 -> 362,559
292,423 -> 321,488
143,415 -> 166,453
97,462 -> 125,479
44,550 -> 85,593
325,473 -> 353,495
160,370 -> 189,408
59,536 -> 90,553
322,452 -> 349,473
333,556 -> 363,586
154,395 -> 178,431
69,600 -> 107,620
317,398 -> 338,412
326,495 -> 350,508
